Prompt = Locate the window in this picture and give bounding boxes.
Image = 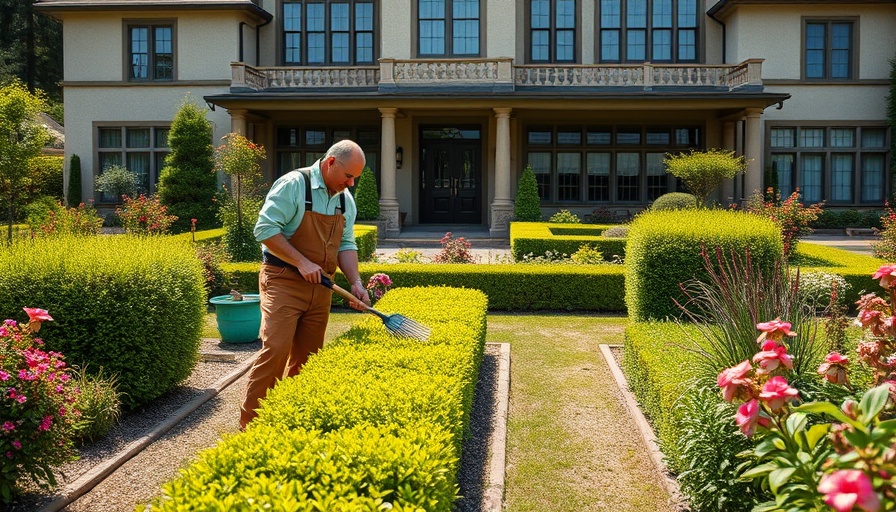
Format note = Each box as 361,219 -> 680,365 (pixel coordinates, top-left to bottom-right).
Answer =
525,125 -> 700,204
768,125 -> 888,205
418,0 -> 480,56
96,126 -> 170,202
529,0 -> 576,62
598,0 -> 697,63
128,23 -> 174,81
804,20 -> 855,80
283,1 -> 375,65
275,126 -> 380,181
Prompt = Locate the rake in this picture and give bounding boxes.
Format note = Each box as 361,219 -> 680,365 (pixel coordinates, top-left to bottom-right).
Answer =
320,275 -> 431,341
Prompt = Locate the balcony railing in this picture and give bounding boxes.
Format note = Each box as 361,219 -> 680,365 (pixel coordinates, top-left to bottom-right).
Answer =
230,58 -> 762,92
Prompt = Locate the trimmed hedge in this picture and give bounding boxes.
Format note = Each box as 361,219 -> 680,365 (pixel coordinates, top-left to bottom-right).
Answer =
797,242 -> 886,306
0,235 -> 206,409
625,210 -> 783,321
510,222 -> 626,261
153,286 -> 487,510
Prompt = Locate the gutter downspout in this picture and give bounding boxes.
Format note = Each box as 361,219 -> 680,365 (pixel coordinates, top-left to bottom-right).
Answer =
238,22 -> 247,62
707,10 -> 726,63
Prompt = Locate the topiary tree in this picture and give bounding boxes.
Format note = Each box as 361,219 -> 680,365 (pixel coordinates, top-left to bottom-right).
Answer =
354,166 -> 380,221
651,192 -> 698,211
0,79 -> 48,243
215,133 -> 265,262
514,165 -> 542,221
664,149 -> 746,207
156,99 -> 218,233
67,153 -> 81,206
94,163 -> 139,201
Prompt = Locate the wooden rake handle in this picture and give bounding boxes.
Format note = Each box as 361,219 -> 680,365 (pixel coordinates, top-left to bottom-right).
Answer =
320,275 -> 370,311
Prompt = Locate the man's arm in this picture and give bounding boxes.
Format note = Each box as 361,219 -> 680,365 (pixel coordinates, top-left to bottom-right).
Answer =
261,233 -> 324,284
338,249 -> 370,309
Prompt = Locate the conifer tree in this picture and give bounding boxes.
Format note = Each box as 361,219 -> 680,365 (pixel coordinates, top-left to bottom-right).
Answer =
354,166 -> 379,221
156,99 -> 218,233
514,165 -> 542,221
66,153 -> 81,206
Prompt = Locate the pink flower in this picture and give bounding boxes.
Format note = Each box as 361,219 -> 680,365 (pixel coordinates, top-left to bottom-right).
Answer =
735,399 -> 770,437
717,360 -> 753,402
759,376 -> 800,411
872,264 -> 896,290
23,307 -> 53,323
2,421 -> 14,431
755,318 -> 796,343
818,470 -> 880,512
752,340 -> 794,374
818,352 -> 850,385
11,440 -> 21,450
38,416 -> 53,432
0,370 -> 8,381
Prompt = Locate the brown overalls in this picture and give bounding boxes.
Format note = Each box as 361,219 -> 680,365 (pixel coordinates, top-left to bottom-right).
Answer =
240,170 -> 345,428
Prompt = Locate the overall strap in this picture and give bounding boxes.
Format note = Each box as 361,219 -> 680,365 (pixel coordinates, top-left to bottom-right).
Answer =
298,167 -> 346,213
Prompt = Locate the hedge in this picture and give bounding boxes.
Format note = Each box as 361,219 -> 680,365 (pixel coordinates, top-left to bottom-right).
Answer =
796,242 -> 886,306
510,222 -> 625,261
0,235 -> 206,409
625,210 -> 783,321
153,286 -> 487,510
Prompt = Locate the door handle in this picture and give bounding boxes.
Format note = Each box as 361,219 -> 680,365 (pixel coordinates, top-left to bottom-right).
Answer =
453,178 -> 459,197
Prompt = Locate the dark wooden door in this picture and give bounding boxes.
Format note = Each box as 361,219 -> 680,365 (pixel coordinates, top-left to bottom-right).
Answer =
420,140 -> 481,224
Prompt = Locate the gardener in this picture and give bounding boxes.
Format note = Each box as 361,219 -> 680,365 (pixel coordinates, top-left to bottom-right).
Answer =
240,139 -> 371,429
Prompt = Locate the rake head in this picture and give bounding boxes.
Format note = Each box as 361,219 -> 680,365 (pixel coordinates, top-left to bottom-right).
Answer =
382,312 -> 431,341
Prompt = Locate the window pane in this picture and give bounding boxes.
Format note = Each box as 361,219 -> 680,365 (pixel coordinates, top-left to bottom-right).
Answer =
308,33 -> 325,62
531,30 -> 549,60
528,130 -> 552,144
331,3 -> 349,30
154,128 -> 169,148
616,128 -> 641,145
771,154 -> 794,198
862,128 -> 886,148
528,152 -> 552,200
626,0 -> 646,27
356,3 -> 374,30
305,129 -> 326,146
558,131 -> 582,145
678,29 -> 695,60
617,152 -> 640,201
805,23 -> 825,78
99,128 -> 122,148
357,33 -> 373,62
601,0 -> 620,27
652,0 -> 672,27
862,154 -> 885,202
627,30 -> 646,61
830,154 -> 853,202
646,153 -> 666,200
831,23 -> 851,79
531,0 -> 550,28
652,29 -> 671,60
830,128 -> 854,148
127,153 -> 151,193
127,128 -> 150,148
420,20 -> 445,54
587,130 -> 612,145
284,4 -> 301,31
454,0 -> 478,18
453,20 -> 480,54
556,0 -> 575,28
285,33 -> 301,63
800,154 -> 823,203
587,153 -> 610,201
800,128 -> 824,148
557,152 -> 581,201
332,33 -> 349,62
646,129 -> 670,145
556,30 -> 574,61
601,30 -> 620,60
130,27 -> 149,79
677,0 -> 696,27
307,3 -> 325,30
153,27 -> 173,80
771,128 -> 795,148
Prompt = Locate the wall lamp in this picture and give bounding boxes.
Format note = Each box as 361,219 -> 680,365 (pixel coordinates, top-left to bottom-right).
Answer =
396,146 -> 403,169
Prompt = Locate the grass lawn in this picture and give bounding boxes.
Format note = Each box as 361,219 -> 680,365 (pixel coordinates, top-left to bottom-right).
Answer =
203,309 -> 671,510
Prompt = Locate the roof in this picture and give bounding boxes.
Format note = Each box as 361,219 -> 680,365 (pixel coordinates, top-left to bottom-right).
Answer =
708,0 -> 894,18
34,0 -> 272,23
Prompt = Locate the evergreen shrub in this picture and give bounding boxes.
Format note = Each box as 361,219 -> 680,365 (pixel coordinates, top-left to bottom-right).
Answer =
625,209 -> 782,321
354,166 -> 379,221
514,165 -> 542,221
67,154 -> 81,206
26,155 -> 64,201
651,192 -> 698,211
0,235 -> 206,408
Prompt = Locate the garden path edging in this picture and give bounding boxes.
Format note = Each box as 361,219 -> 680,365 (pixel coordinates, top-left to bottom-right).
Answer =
482,342 -> 510,512
37,357 -> 255,512
598,343 -> 685,507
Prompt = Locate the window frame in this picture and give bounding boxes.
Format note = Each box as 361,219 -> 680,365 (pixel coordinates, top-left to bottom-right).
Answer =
124,19 -> 176,82
413,0 -> 484,58
801,17 -> 858,81
526,0 -> 579,63
282,0 -> 378,65
766,123 -> 889,206
596,0 -> 699,64
274,125 -> 381,183
94,123 -> 171,204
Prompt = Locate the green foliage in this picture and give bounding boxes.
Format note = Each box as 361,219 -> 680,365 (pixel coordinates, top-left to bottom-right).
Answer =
0,235 -> 206,409
25,201 -> 103,237
510,222 -> 625,262
66,154 -> 81,207
744,189 -> 824,258
353,223 -> 378,262
625,209 -> 783,321
798,271 -> 851,311
214,133 -> 265,260
70,366 -> 122,445
23,195 -> 61,228
548,209 -> 581,223
651,192 -> 698,211
0,3 -> 63,102
354,166 -> 379,221
601,225 -> 629,238
156,100 -> 218,233
664,149 -> 746,206
94,164 -> 139,200
873,203 -> 896,260
25,155 -> 63,201
218,194 -> 261,262
193,242 -> 232,300
393,248 -> 426,263
675,385 -> 765,512
514,165 -> 542,221
570,244 -> 604,264
0,79 -> 48,242
811,208 -> 883,229
115,194 -> 178,235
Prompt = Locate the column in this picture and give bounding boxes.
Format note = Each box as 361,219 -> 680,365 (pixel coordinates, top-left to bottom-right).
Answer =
721,121 -> 736,205
744,108 -> 763,199
490,107 -> 514,238
378,107 -> 400,237
228,109 -> 247,135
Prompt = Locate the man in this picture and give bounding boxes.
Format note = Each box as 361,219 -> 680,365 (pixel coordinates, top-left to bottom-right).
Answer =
240,139 -> 371,429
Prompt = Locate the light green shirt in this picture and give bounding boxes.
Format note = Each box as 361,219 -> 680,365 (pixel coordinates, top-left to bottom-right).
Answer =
254,160 -> 358,252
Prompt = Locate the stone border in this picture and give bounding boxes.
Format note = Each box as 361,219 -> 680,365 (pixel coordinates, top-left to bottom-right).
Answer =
38,358 -> 255,512
482,342 -> 511,512
598,344 -> 685,507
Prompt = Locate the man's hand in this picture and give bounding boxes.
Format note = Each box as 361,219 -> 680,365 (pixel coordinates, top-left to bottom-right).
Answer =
349,280 -> 371,310
296,261 -> 323,283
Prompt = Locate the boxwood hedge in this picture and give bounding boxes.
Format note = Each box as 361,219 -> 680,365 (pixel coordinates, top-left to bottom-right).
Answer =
510,222 -> 625,261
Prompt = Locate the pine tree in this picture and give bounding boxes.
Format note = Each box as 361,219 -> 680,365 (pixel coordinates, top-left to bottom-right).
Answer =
156,99 -> 218,233
66,154 -> 81,206
354,166 -> 379,221
514,165 -> 542,221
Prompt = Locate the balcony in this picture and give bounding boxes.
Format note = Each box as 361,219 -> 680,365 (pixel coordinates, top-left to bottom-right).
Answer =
229,58 -> 762,93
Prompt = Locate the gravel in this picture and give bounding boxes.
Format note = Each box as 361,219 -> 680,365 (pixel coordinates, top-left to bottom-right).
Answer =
6,341 -> 502,512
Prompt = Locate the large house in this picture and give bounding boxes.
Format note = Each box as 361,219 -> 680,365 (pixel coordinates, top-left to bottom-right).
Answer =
36,0 -> 894,237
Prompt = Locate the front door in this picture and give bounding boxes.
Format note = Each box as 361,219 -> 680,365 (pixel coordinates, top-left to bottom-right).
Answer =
419,128 -> 482,224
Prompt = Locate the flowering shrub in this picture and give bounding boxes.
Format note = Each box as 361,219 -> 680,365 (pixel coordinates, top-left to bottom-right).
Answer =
28,200 -> 103,237
365,273 -> 392,305
392,248 -> 426,263
0,308 -> 80,503
743,188 -> 824,258
116,194 -> 178,235
432,232 -> 476,263
872,202 -> 896,261
214,134 -> 265,262
718,265 -> 896,512
800,271 -> 852,311
548,209 -> 581,223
